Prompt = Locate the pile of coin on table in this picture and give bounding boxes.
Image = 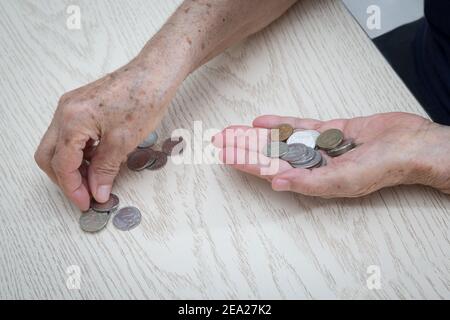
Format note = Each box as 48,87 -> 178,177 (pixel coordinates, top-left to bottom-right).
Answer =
126,132 -> 185,172
79,194 -> 142,233
263,124 -> 357,168
79,131 -> 184,233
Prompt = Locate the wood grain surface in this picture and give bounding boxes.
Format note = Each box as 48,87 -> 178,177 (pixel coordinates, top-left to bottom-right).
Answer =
0,0 -> 448,299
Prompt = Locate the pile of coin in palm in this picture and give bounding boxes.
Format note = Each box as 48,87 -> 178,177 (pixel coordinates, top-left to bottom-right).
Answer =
264,124 -> 356,169
79,194 -> 142,233
126,132 -> 185,172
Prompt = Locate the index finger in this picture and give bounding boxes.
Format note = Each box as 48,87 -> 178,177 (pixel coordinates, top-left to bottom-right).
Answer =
252,115 -> 323,130
51,129 -> 91,211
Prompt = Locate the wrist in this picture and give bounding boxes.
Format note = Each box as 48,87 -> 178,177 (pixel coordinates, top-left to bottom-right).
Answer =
407,122 -> 450,193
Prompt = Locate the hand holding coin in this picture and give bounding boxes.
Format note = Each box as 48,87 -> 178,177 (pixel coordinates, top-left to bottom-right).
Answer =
213,112 -> 450,197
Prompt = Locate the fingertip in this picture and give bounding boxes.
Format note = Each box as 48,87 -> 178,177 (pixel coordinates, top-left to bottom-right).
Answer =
94,184 -> 111,203
212,131 -> 224,148
71,185 -> 91,211
252,115 -> 279,128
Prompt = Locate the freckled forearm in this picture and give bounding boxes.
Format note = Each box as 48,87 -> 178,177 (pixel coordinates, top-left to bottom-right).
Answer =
137,0 -> 298,77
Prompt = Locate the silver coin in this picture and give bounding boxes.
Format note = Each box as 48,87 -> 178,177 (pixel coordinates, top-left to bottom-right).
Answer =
286,130 -> 320,149
280,143 -> 308,162
291,150 -> 322,169
113,206 -> 142,231
138,132 -> 158,149
327,139 -> 355,157
289,146 -> 316,165
79,210 -> 110,233
263,142 -> 289,158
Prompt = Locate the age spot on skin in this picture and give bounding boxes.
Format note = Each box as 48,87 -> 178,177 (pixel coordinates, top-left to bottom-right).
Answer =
125,113 -> 134,122
184,7 -> 190,13
186,37 -> 192,45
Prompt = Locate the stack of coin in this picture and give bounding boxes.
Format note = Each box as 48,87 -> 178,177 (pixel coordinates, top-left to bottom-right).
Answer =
265,124 -> 356,169
316,129 -> 356,157
79,194 -> 120,233
264,141 -> 326,169
79,193 -> 143,233
127,132 -> 185,172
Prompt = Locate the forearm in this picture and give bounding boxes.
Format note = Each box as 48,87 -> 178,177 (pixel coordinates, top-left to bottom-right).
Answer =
137,0 -> 298,78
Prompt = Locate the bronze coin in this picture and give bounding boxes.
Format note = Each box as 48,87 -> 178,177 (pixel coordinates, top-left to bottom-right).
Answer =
91,193 -> 119,213
127,149 -> 153,171
316,129 -> 344,150
146,151 -> 168,170
162,137 -> 184,156
271,124 -> 294,142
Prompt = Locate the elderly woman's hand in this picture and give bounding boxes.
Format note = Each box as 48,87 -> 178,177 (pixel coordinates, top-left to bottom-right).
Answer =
213,112 -> 450,197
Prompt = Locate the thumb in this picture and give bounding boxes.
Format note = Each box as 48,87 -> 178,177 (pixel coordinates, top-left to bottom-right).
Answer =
88,133 -> 128,203
271,165 -> 349,197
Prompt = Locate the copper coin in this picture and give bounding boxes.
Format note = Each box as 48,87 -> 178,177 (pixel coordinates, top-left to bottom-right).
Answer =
91,193 -> 120,213
271,124 -> 294,142
162,137 -> 184,156
127,149 -> 154,171
146,151 -> 168,170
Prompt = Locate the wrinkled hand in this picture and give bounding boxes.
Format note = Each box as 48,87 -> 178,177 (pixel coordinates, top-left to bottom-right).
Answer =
35,60 -> 172,211
213,112 -> 450,197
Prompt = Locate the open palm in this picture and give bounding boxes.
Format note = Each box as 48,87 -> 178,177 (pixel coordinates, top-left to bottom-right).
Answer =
213,112 -> 447,197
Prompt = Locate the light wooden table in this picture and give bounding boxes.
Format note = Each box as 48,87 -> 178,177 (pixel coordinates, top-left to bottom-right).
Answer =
0,0 -> 448,299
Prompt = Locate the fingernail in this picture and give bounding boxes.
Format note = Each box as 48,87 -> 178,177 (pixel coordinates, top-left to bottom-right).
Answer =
272,179 -> 291,191
96,185 -> 111,203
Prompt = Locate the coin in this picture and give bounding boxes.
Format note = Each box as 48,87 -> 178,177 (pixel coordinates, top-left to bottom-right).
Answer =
287,130 -> 320,149
292,150 -> 322,169
91,193 -> 120,213
280,143 -> 308,162
271,124 -> 294,142
288,145 -> 316,165
138,132 -> 158,149
146,151 -> 168,170
113,206 -> 142,231
127,149 -> 154,171
316,129 -> 344,150
327,139 -> 355,157
79,210 -> 111,233
162,137 -> 185,156
263,142 -> 289,158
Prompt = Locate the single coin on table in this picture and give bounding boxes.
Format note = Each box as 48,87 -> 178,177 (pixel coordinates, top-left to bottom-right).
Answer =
127,149 -> 155,171
146,151 -> 168,170
316,129 -> 344,150
263,142 -> 289,158
79,210 -> 111,233
287,130 -> 320,149
138,132 -> 158,149
113,206 -> 142,231
327,139 -> 356,157
91,193 -> 120,213
162,137 -> 185,156
271,124 -> 294,142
